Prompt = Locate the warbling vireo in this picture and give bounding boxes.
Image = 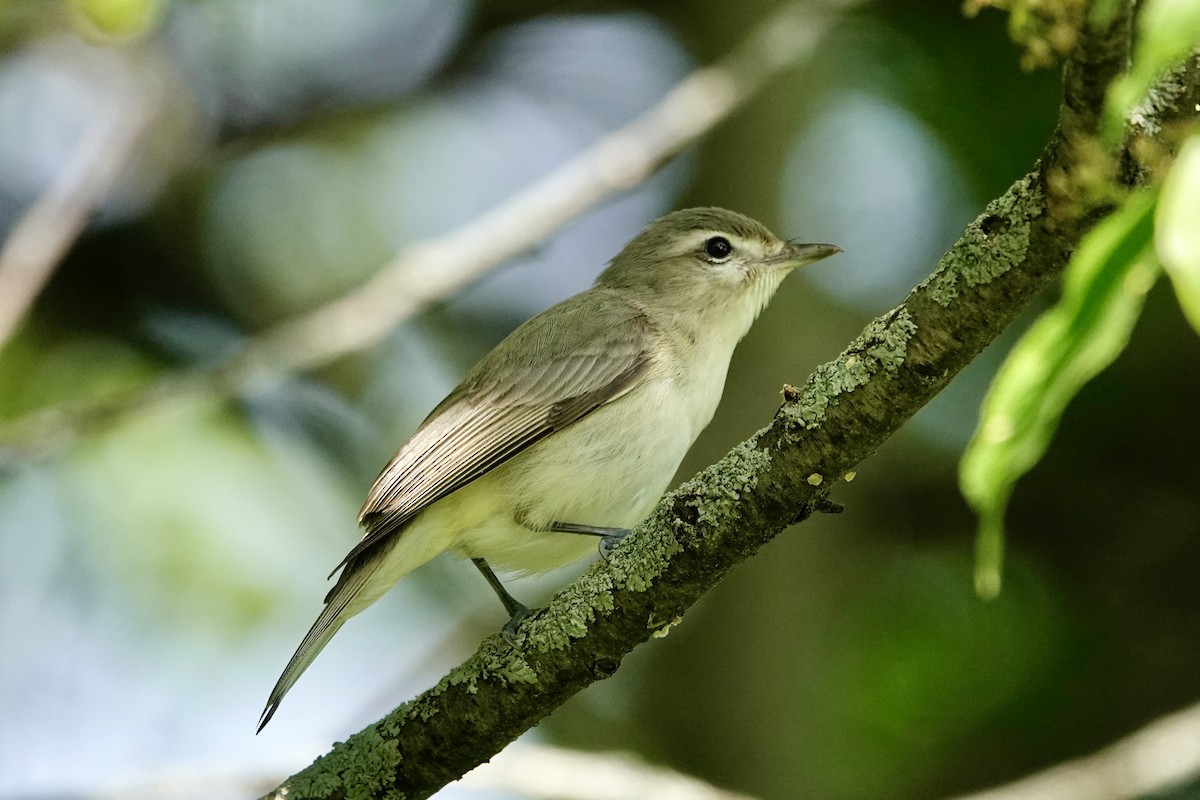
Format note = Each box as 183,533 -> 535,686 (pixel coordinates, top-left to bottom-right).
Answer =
258,207 -> 839,730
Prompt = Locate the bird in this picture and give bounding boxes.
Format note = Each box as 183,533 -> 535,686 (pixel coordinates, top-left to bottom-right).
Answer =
257,207 -> 840,731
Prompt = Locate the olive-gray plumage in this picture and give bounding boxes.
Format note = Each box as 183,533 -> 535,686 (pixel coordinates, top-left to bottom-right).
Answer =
258,208 -> 840,730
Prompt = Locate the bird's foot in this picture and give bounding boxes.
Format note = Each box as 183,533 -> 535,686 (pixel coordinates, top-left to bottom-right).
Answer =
501,603 -> 534,647
473,557 -> 534,646
549,521 -> 631,560
599,531 -> 629,560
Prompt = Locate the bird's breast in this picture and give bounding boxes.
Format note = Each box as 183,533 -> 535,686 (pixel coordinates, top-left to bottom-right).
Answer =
452,365 -> 728,574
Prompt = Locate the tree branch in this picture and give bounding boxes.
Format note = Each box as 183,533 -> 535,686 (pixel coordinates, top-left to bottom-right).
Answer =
263,170 -> 1056,800
0,51 -> 156,353
944,697 -> 1200,800
263,7 -> 1200,799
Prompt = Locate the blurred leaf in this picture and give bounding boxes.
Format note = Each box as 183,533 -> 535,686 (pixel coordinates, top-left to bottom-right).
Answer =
65,399 -> 357,636
0,327 -> 152,422
1156,134 -> 1200,333
1103,0 -> 1200,144
69,0 -> 163,40
960,190 -> 1160,597
821,548 -> 1063,798
0,0 -> 51,46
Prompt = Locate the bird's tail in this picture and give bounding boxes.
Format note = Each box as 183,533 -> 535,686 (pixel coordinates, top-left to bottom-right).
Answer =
257,528 -> 436,732
257,564 -> 366,733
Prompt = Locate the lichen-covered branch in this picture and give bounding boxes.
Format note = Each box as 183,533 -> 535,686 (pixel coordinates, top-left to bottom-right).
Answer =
261,170 -> 1056,800
261,17 -> 1200,800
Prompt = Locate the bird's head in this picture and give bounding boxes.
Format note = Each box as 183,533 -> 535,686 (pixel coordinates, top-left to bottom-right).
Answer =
597,206 -> 840,335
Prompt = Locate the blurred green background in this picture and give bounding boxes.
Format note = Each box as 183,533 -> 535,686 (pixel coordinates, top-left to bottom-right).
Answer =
1,1 -> 1198,798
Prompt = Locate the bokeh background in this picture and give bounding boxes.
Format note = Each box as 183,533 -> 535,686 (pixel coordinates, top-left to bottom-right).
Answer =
1,1 -> 1198,798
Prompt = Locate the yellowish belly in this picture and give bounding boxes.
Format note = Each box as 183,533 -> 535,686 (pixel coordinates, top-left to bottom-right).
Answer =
448,376 -> 702,574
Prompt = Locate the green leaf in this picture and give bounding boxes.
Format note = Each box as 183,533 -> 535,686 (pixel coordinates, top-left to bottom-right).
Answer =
69,0 -> 163,40
1157,135 -> 1200,333
1103,0 -> 1200,145
960,190 -> 1161,598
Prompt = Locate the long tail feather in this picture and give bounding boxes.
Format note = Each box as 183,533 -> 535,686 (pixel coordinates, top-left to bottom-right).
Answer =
257,522 -> 444,732
257,559 -> 373,733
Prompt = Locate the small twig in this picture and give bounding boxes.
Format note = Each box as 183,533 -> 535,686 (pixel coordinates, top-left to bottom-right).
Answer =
0,53 -> 157,352
944,698 -> 1200,800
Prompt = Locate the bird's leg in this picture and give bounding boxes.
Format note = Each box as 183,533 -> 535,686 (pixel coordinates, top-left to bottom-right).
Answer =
549,521 -> 630,560
471,557 -> 532,645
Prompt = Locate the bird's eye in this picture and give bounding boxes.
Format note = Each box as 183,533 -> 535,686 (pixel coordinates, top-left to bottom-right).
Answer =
704,236 -> 733,261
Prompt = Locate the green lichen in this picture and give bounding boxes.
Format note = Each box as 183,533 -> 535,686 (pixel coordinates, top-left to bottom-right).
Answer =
446,640 -> 538,691
281,722 -> 406,800
783,307 -> 919,429
408,701 -> 437,724
677,440 -> 772,529
376,699 -> 424,734
489,443 -> 770,654
924,173 -> 1043,307
607,507 -> 683,591
519,494 -> 692,650
527,568 -> 615,649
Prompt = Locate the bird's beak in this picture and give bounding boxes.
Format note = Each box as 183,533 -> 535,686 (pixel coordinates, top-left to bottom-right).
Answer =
768,241 -> 842,270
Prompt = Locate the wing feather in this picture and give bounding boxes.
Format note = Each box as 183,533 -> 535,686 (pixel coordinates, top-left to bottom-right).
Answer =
336,292 -> 655,570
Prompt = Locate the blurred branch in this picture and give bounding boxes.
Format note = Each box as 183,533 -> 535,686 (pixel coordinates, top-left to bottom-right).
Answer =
262,14 -> 1200,800
0,0 -> 857,465
26,742 -> 755,800
0,55 -> 156,353
18,752 -> 309,800
230,0 -> 854,380
461,743 -> 760,800
944,697 -> 1200,800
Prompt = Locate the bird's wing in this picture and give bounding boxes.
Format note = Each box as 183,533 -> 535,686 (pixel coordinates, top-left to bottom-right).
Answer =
338,293 -> 656,569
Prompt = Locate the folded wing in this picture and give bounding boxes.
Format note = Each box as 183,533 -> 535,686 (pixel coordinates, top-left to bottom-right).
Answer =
343,291 -> 656,567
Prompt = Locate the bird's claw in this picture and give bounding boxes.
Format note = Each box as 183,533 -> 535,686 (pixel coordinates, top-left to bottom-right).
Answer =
547,521 -> 631,561
501,604 -> 534,647
599,533 -> 627,561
